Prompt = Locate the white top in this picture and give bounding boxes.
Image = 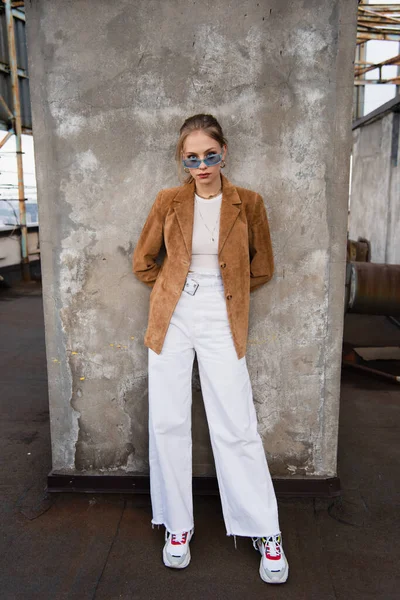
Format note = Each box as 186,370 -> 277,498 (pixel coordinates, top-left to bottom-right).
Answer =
189,193 -> 222,273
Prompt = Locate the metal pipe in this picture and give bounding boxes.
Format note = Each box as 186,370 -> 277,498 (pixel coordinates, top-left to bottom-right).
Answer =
342,361 -> 400,384
4,0 -> 30,281
346,262 -> 400,315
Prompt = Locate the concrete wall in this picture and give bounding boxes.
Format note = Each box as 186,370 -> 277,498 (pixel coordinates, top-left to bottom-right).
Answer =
349,110 -> 400,264
25,0 -> 357,478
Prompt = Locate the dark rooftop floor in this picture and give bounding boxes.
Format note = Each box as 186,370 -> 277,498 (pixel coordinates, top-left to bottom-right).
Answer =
0,281 -> 399,599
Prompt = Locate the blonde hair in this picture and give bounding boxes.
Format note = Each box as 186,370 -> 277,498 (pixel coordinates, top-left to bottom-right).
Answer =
175,114 -> 227,183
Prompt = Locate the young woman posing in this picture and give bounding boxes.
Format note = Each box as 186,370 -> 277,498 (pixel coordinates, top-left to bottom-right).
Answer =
133,114 -> 289,584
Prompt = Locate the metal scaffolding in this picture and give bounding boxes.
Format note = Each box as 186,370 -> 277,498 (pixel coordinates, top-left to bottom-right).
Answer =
0,0 -> 30,280
355,3 -> 400,118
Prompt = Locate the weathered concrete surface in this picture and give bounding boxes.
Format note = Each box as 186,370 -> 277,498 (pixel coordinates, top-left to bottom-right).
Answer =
349,102 -> 400,264
25,0 -> 357,477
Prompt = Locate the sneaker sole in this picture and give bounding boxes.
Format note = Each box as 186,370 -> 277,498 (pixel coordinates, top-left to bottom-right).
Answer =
259,558 -> 289,584
163,546 -> 191,569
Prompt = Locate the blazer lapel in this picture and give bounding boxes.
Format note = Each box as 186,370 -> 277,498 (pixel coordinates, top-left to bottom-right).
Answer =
218,174 -> 241,255
172,174 -> 242,258
172,180 -> 195,258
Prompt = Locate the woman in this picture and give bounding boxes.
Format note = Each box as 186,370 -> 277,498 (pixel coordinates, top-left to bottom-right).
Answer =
132,114 -> 289,584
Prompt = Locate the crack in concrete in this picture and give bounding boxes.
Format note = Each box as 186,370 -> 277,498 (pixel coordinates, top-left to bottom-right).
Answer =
92,498 -> 126,599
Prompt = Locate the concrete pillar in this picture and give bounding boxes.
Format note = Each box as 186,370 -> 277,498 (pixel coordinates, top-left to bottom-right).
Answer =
25,0 -> 357,481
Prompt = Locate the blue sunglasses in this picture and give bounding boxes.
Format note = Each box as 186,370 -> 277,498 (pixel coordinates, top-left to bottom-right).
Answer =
182,152 -> 223,169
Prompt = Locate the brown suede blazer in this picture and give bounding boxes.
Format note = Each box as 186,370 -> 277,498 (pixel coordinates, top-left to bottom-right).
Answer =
132,174 -> 274,359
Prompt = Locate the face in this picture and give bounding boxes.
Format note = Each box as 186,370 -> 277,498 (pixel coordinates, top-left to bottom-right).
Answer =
182,130 -> 227,189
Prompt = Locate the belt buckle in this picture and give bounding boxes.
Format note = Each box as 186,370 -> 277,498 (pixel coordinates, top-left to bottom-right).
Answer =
183,277 -> 199,296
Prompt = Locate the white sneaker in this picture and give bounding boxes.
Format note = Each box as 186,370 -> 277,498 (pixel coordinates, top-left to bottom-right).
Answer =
163,528 -> 194,569
253,533 -> 289,584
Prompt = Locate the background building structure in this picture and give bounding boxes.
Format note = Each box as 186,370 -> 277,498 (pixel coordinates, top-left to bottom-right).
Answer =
349,95 -> 400,264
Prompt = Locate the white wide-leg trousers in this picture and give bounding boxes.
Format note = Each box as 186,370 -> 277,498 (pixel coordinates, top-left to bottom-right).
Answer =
148,272 -> 280,537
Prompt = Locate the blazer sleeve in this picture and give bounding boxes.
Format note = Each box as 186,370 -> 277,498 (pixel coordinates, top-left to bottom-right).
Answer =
132,191 -> 164,288
249,194 -> 274,292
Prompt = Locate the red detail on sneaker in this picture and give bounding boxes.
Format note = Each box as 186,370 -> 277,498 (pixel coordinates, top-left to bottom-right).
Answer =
265,539 -> 282,560
171,532 -> 188,545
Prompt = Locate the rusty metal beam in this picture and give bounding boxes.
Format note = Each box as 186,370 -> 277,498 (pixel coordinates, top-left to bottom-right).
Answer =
354,77 -> 400,85
357,32 -> 400,43
355,61 -> 382,66
357,4 -> 400,44
354,42 -> 367,120
355,53 -> 400,77
358,6 -> 400,25
0,130 -> 13,149
4,0 -> 30,281
358,25 -> 400,34
358,16 -> 400,25
359,5 -> 400,13
0,93 -> 14,120
11,7 -> 25,21
0,62 -> 28,78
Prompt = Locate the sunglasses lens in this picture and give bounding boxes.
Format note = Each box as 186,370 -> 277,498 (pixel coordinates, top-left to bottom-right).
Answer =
182,153 -> 222,169
183,158 -> 200,169
204,153 -> 222,166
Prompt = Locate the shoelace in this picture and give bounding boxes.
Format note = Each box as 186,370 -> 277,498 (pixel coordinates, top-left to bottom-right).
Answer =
264,535 -> 282,559
252,534 -> 282,559
167,531 -> 188,545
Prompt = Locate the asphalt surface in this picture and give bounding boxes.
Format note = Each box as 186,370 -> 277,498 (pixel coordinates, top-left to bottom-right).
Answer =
0,281 -> 399,600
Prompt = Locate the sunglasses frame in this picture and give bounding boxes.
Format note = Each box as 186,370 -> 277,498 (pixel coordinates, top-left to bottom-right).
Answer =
181,152 -> 223,170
